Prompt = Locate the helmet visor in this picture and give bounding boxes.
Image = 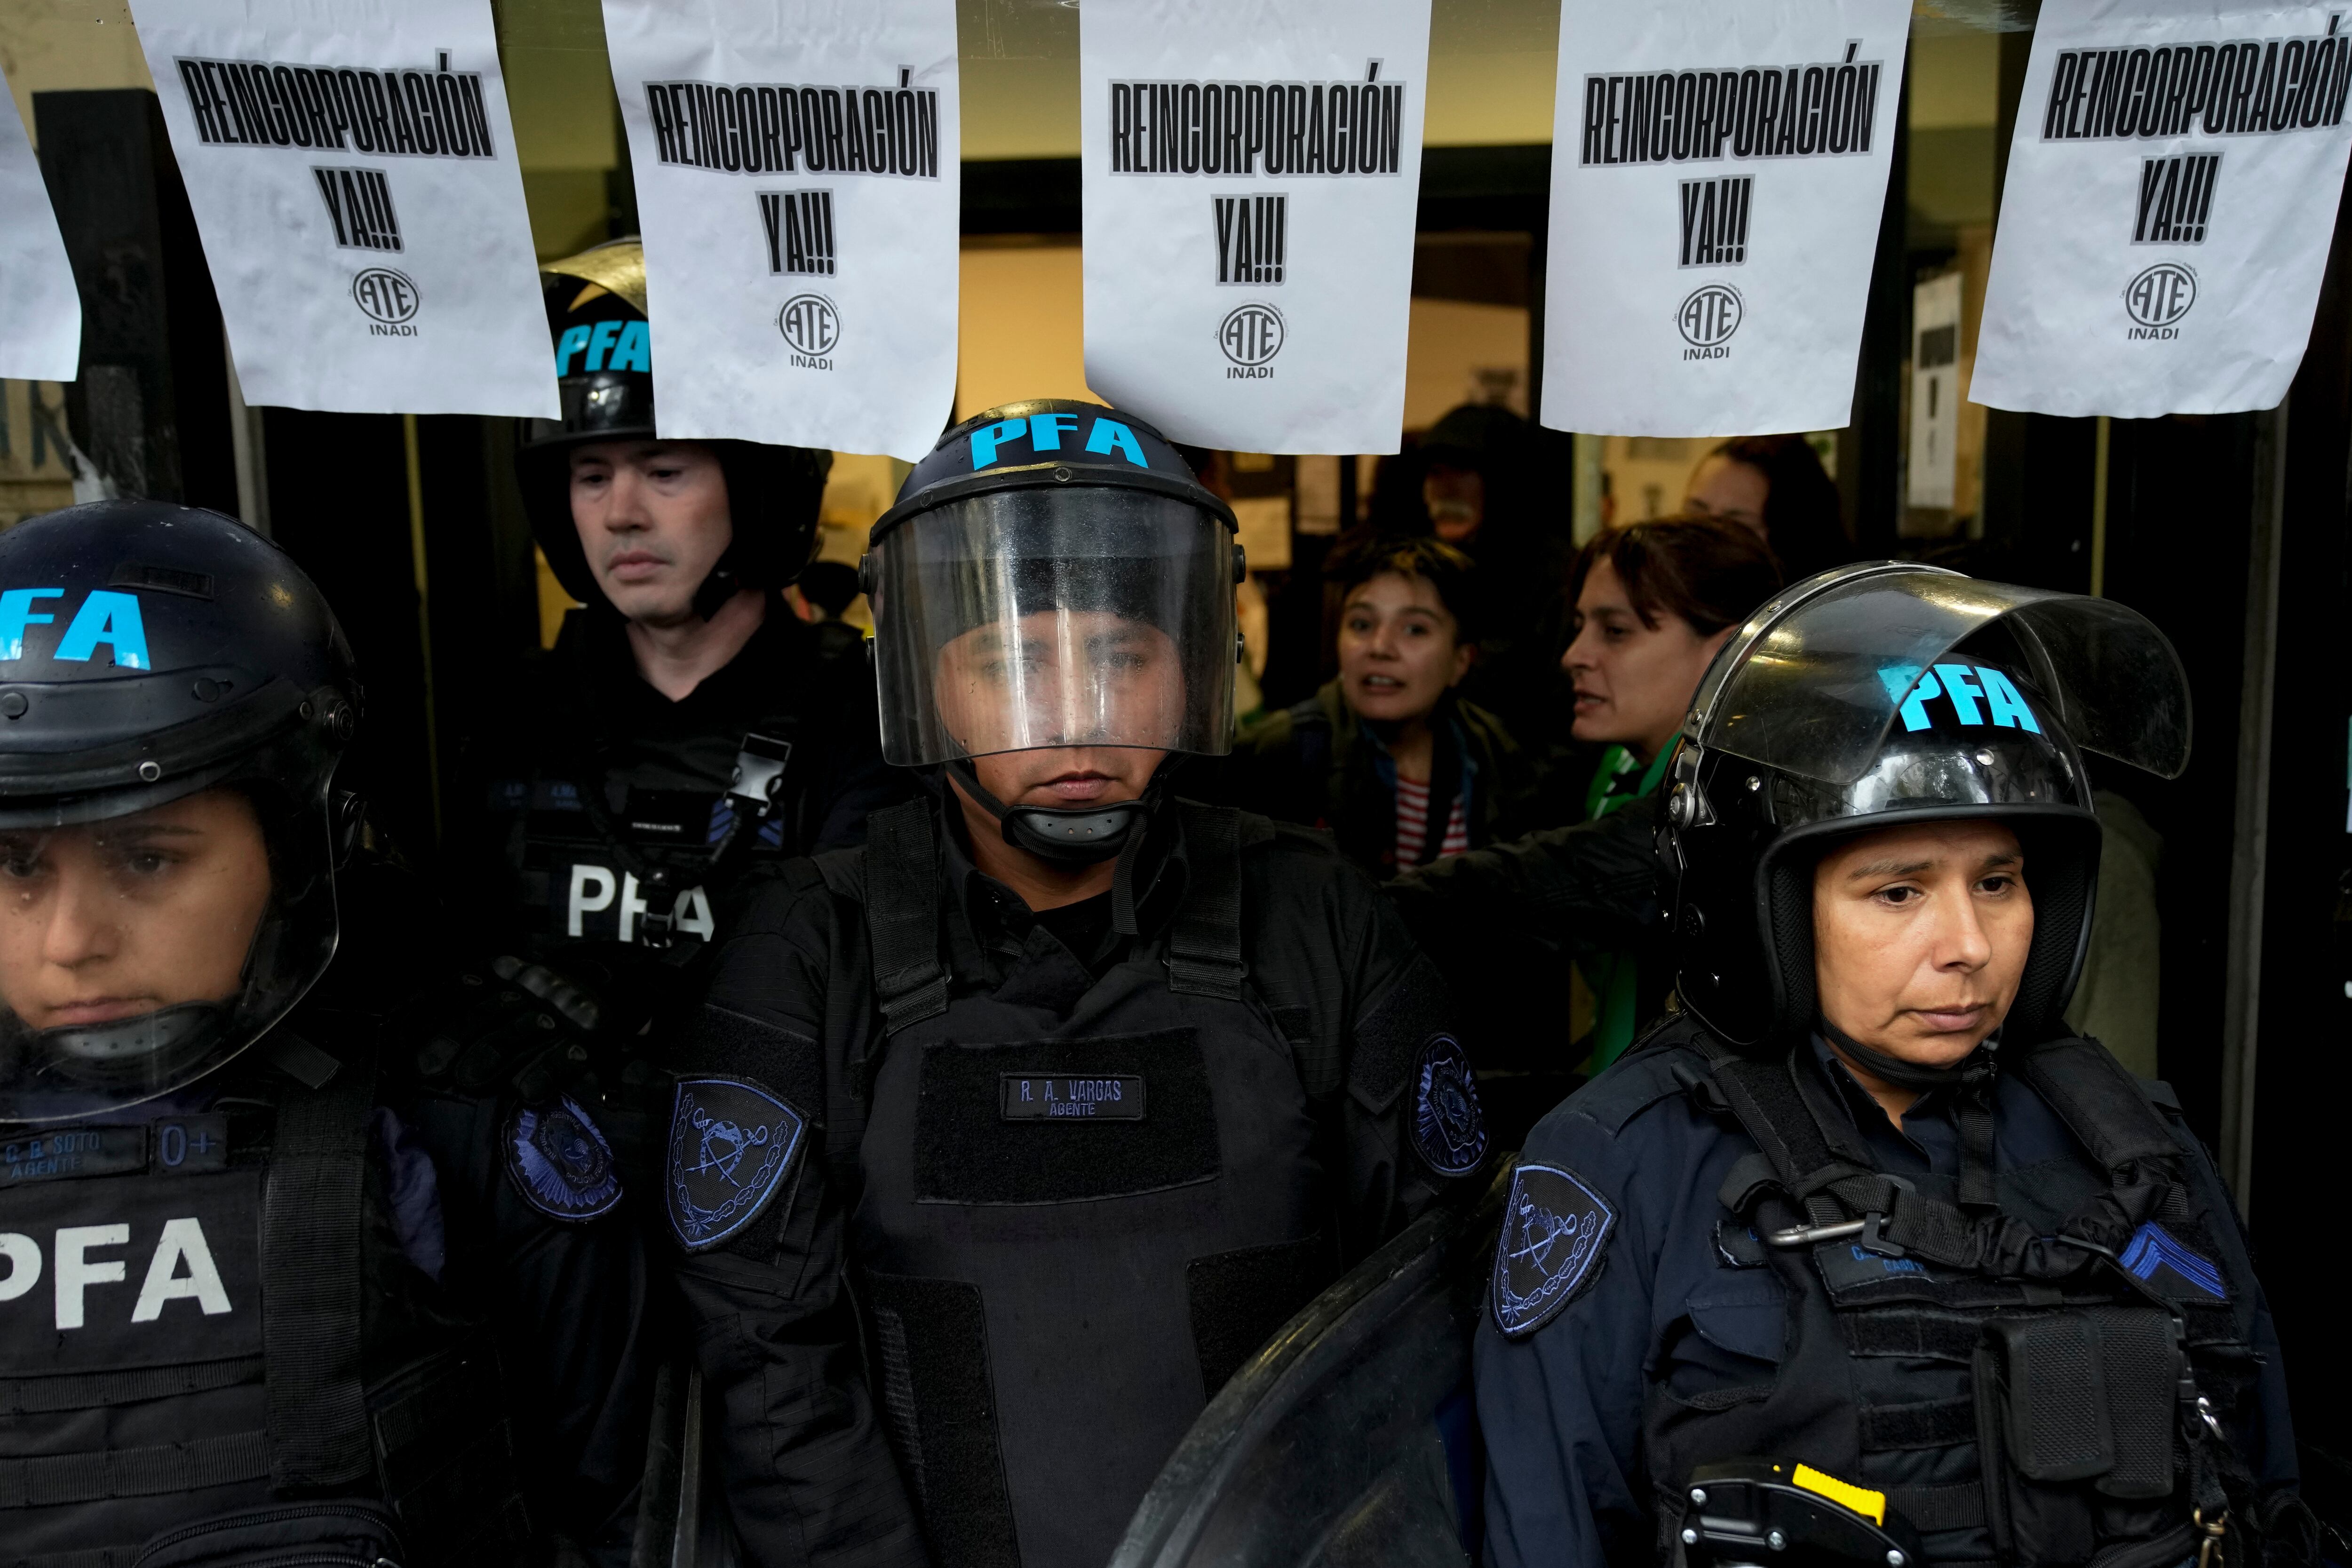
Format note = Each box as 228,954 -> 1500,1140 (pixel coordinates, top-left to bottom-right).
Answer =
1691,565 -> 2192,786
0,771 -> 338,1124
869,487 -> 1238,766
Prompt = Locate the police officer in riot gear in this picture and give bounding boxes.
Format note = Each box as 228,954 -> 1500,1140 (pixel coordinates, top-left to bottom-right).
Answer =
1476,564 -> 2312,1568
471,236 -> 906,1029
664,400 -> 1489,1568
0,501 -> 649,1566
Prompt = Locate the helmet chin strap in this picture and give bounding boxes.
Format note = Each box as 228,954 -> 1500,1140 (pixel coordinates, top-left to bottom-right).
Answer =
944,756 -> 1165,867
690,550 -> 746,622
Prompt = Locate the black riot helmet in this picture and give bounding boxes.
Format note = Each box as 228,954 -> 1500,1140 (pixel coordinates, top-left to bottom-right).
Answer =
515,237 -> 834,620
863,399 -> 1244,862
0,501 -> 359,1124
1662,563 -> 2192,1051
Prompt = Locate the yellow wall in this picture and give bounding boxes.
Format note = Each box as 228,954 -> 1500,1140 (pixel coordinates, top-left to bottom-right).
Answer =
955,245 -> 1096,420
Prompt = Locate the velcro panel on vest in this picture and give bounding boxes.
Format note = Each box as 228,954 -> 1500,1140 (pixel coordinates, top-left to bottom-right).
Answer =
914,1029 -> 1218,1204
1346,953 -> 1452,1115
1185,1232 -> 1338,1398
1842,1308 -> 1985,1363
863,1271 -> 1020,1568
686,1002 -> 827,1126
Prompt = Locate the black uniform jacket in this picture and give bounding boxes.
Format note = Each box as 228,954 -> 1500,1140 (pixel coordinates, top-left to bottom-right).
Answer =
661,793 -> 1483,1568
1476,1023 -> 2298,1568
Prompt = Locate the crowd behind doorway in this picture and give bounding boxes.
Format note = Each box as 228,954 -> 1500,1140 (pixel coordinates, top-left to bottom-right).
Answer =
1176,400 -> 2166,1094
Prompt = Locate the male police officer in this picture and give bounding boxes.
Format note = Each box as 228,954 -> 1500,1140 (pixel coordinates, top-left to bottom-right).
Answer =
660,401 -> 1489,1568
1477,565 -> 2311,1568
470,238 -> 905,1032
0,502 -> 650,1565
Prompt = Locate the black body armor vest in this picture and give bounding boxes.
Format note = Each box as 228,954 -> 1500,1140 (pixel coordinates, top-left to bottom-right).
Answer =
0,1033 -> 527,1568
1648,1014 -> 2279,1568
840,801 -> 1342,1568
481,605 -> 871,984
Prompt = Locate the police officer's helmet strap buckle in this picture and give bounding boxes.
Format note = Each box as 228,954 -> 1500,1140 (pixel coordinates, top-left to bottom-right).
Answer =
727,732 -> 795,819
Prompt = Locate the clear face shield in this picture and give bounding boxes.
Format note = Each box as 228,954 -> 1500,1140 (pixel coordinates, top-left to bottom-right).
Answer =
868,486 -> 1239,767
0,766 -> 340,1126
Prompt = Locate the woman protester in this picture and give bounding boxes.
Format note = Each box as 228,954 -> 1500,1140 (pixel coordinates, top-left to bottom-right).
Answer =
1682,433 -> 1854,582
1222,536 -> 1536,879
1561,518 -> 1783,1072
1477,563 -> 2313,1568
1382,519 -> 1780,1141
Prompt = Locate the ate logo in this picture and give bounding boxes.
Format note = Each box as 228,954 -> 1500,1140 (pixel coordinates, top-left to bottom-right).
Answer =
2124,262 -> 2196,339
778,293 -> 841,366
1677,283 -> 1742,358
352,266 -> 420,328
1218,302 -> 1284,380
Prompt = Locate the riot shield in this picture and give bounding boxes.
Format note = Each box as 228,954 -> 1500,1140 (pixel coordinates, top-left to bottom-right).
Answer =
1109,1161 -> 1514,1568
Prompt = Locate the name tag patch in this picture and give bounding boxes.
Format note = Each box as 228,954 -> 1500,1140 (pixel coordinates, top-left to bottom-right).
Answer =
0,1114 -> 230,1187
999,1074 -> 1146,1121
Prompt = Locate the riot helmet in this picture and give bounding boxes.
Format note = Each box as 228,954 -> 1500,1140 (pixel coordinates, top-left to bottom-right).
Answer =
863,400 -> 1244,861
515,238 -> 834,620
1663,562 -> 2191,1051
0,501 -> 358,1123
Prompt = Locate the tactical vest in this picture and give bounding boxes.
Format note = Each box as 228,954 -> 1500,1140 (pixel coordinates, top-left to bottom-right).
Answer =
0,1035 -> 528,1568
492,717 -> 804,959
839,800 -> 1342,1568
1649,1016 -> 2273,1568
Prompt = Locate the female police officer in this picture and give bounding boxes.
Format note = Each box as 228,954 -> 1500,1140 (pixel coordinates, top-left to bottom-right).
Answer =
0,502 -> 647,1566
1477,564 -> 2312,1568
661,401 -> 1488,1568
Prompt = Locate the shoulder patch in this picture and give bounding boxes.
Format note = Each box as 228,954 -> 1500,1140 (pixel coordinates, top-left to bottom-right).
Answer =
1409,1035 -> 1489,1177
2119,1221 -> 2226,1302
666,1075 -> 809,1252
505,1095 -> 622,1222
1492,1162 -> 1617,1338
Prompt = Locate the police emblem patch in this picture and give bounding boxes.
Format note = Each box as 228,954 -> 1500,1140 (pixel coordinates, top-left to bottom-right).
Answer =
505,1096 -> 622,1222
1409,1035 -> 1489,1177
1492,1162 -> 1616,1338
666,1076 -> 807,1252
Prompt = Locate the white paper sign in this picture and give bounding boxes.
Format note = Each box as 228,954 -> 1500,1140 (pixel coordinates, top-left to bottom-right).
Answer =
1540,0 -> 1910,438
1080,0 -> 1432,454
1973,0 -> 2352,416
0,89 -> 81,383
1908,271 -> 1962,507
603,0 -> 959,461
127,0 -> 555,417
